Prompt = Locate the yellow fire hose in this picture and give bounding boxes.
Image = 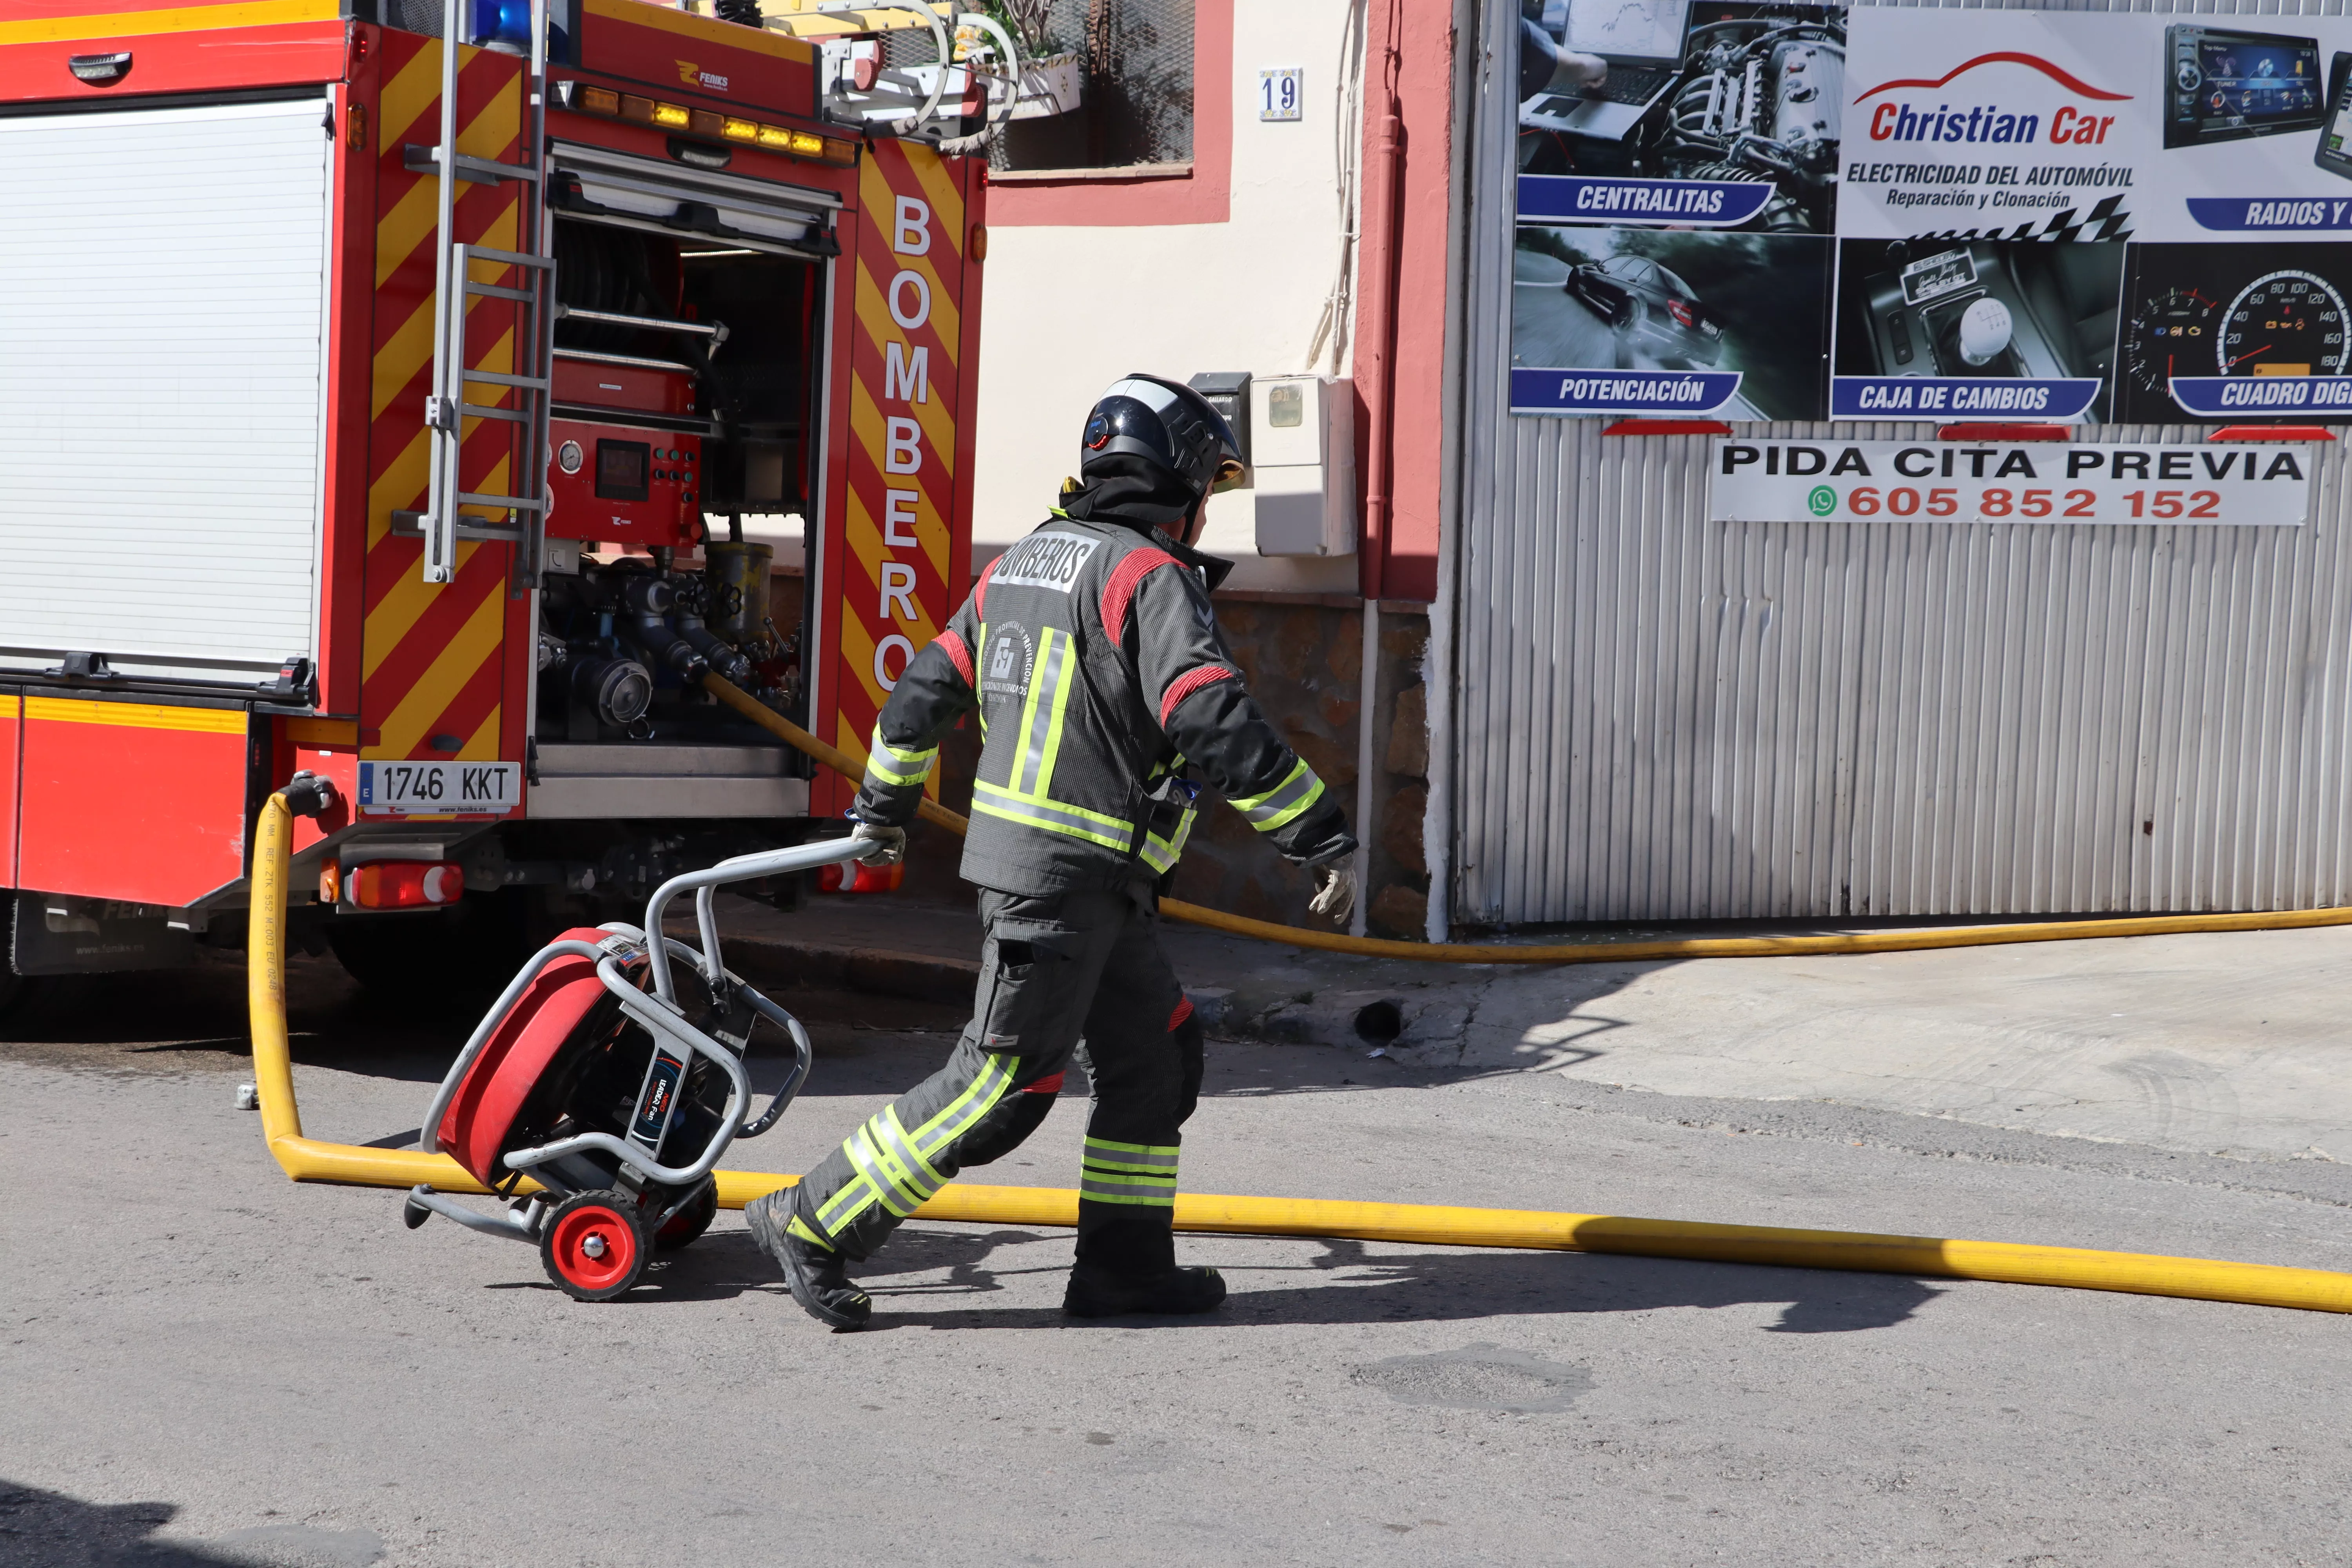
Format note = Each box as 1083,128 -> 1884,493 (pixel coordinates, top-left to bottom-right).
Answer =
697,673 -> 2352,964
248,790 -> 2352,1314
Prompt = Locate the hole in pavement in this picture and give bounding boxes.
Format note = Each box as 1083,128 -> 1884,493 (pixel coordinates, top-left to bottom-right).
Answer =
1353,999 -> 1403,1044
1352,1343 -> 1593,1413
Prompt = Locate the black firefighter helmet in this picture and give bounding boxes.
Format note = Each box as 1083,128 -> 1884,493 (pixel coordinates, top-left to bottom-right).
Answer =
1079,374 -> 1248,503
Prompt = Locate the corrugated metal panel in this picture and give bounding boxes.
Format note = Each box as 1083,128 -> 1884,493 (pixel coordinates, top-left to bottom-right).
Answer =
0,97 -> 328,682
1454,0 -> 2352,924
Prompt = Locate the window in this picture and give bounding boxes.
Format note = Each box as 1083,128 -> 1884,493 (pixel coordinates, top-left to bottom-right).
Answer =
980,0 -> 1194,172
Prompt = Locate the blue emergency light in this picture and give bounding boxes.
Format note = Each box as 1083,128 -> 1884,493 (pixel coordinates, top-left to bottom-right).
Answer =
471,0 -> 534,48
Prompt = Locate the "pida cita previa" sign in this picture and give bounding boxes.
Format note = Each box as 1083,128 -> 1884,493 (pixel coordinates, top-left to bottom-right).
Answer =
1708,439 -> 2314,526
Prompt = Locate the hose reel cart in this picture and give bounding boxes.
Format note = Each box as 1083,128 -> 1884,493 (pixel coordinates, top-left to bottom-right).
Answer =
406,836 -> 864,1299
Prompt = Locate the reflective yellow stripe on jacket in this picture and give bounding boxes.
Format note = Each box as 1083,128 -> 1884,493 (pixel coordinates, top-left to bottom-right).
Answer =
862,725 -> 938,791
1227,757 -> 1325,833
970,626 -> 1151,855
970,783 -> 1135,852
1138,804 -> 1196,876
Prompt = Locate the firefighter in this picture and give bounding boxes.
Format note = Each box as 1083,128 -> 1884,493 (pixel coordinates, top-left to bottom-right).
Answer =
746,374 -> 1357,1329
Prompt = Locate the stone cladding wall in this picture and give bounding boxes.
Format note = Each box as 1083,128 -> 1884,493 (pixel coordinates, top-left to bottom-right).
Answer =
802,569 -> 1432,939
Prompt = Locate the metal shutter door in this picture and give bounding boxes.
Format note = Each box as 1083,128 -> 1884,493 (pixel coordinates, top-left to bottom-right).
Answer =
0,96 -> 329,684
1448,0 -> 2352,924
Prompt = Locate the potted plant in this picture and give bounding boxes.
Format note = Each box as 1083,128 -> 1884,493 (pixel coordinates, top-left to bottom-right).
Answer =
973,0 -> 1082,119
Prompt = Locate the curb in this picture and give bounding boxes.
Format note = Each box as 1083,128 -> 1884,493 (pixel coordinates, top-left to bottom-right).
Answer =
702,932 -> 1474,1053
716,934 -> 980,1006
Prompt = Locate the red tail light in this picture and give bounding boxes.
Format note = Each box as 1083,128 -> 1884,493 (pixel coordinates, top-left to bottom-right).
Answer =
349,860 -> 464,908
817,860 -> 905,894
1667,298 -> 1697,328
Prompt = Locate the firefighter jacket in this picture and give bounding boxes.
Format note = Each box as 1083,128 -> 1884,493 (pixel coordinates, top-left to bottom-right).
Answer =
850,512 -> 1354,898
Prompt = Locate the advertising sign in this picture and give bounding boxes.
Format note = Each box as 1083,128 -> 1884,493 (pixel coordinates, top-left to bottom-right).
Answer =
1510,4 -> 2352,424
1707,438 -> 2316,526
1512,1 -> 1842,419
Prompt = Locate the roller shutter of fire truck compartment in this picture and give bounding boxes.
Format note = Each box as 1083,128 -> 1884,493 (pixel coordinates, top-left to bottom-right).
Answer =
0,96 -> 327,684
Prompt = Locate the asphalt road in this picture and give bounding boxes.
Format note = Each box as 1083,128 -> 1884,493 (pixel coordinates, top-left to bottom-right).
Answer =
5,953 -> 2352,1566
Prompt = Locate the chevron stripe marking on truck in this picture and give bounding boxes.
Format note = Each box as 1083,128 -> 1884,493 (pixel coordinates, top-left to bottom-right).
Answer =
358,30 -> 529,779
829,139 -> 964,783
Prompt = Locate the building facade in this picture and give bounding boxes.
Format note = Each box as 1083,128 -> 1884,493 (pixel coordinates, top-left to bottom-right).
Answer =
965,0 -> 2352,938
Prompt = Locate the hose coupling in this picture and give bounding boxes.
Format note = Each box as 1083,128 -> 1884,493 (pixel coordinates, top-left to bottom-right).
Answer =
280,771 -> 339,818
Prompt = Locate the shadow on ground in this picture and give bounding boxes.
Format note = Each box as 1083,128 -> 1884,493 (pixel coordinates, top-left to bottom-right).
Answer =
0,951 -> 1535,1111
0,1479 -> 383,1567
558,1225 -> 1940,1336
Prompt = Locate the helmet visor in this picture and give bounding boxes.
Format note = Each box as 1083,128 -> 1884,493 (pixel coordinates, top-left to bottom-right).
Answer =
1209,457 -> 1249,495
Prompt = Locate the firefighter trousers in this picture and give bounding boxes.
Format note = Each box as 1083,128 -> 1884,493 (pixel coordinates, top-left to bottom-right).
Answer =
786,879 -> 1205,1275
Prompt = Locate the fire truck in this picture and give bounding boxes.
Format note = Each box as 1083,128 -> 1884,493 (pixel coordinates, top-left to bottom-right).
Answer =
0,0 -> 994,1010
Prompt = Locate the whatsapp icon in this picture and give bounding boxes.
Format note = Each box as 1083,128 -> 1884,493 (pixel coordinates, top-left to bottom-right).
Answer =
1807,485 -> 1837,517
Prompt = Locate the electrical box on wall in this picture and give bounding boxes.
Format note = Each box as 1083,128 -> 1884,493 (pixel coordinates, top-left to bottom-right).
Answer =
1187,371 -> 1251,466
1250,375 -> 1355,557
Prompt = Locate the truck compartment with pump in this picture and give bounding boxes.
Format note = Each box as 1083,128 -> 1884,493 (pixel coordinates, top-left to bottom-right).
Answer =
0,0 -> 987,1003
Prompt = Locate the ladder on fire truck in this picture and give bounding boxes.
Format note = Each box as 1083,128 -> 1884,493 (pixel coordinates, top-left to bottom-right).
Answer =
413,0 -> 557,593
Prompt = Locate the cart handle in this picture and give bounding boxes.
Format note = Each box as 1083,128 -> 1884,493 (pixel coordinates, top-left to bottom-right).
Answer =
641,838 -> 868,1007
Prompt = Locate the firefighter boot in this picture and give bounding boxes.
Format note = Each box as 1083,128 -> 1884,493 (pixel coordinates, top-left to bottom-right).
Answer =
746,1191 -> 871,1330
1064,1210 -> 1225,1318
1064,1262 -> 1227,1318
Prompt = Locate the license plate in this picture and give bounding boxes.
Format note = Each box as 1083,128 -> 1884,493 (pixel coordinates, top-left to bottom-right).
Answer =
357,760 -> 521,816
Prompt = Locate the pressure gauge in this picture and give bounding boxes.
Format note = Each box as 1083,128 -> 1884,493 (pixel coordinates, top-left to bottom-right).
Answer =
557,439 -> 585,475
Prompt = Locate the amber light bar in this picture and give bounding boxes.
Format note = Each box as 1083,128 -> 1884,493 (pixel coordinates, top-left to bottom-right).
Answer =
560,82 -> 855,166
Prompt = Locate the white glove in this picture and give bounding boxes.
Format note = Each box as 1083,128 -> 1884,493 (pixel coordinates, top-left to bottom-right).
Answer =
1308,862 -> 1357,926
849,821 -> 906,867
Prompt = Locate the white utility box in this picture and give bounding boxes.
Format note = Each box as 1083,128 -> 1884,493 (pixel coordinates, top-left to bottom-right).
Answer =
1250,374 -> 1356,557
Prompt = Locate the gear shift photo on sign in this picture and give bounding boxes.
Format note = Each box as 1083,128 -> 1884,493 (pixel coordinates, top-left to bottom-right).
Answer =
1958,298 -> 2013,368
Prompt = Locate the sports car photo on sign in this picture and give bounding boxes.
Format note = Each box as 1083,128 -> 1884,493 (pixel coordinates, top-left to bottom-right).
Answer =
1514,225 -> 1833,419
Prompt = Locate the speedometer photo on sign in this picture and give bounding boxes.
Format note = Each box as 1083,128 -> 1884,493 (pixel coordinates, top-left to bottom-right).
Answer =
2218,270 -> 2348,377
2115,241 -> 2352,420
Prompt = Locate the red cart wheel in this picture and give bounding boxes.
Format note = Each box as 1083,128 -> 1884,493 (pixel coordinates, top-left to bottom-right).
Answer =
541,1190 -> 646,1302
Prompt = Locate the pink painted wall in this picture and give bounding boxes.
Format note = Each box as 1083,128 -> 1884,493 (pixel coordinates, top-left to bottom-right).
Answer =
982,2 -> 1232,229
1350,0 -> 1458,604
970,0 -> 1462,603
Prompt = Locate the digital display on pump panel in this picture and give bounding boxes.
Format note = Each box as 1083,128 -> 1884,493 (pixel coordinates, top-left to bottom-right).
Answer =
595,439 -> 650,501
1508,4 -> 2352,424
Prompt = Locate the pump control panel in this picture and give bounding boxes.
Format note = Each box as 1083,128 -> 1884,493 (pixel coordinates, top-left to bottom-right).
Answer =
546,352 -> 704,549
547,422 -> 703,549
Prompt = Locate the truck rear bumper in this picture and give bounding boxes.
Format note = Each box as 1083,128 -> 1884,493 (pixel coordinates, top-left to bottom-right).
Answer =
526,743 -> 808,820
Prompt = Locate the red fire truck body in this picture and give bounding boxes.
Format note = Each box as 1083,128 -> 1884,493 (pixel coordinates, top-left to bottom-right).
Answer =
0,0 -> 979,998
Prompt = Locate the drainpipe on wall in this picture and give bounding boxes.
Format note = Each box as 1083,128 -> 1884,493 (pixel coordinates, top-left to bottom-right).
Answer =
1351,0 -> 1405,936
1422,0 -> 1480,944
1356,101 -> 1403,603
